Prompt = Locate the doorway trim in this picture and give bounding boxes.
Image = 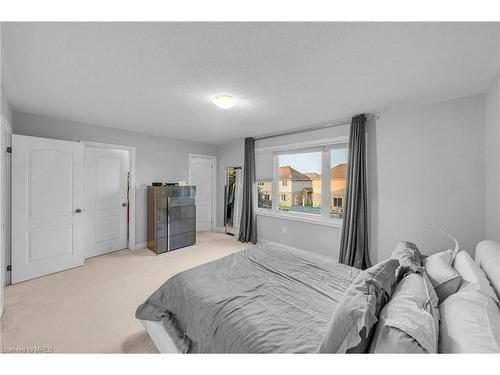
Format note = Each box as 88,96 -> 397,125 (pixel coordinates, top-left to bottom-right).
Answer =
188,153 -> 217,232
0,115 -> 13,315
80,141 -> 137,250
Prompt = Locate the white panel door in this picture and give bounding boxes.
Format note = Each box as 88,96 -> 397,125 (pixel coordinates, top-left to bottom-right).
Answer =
85,147 -> 129,258
190,157 -> 213,232
12,135 -> 85,283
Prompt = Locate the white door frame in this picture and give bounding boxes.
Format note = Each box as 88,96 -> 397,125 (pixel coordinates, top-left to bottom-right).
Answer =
188,153 -> 217,232
81,141 -> 136,250
0,115 -> 12,316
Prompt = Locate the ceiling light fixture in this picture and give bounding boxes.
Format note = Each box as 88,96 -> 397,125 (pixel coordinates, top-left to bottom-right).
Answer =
212,95 -> 237,109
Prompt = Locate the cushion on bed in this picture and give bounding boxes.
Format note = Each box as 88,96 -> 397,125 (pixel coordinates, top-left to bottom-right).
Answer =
475,240 -> 500,301
423,249 -> 462,302
439,290 -> 500,353
390,241 -> 423,281
318,259 -> 399,353
369,272 -> 439,353
453,251 -> 499,304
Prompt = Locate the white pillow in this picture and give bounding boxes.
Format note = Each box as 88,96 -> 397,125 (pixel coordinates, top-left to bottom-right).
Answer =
453,251 -> 499,304
423,249 -> 462,302
439,291 -> 500,353
475,240 -> 500,301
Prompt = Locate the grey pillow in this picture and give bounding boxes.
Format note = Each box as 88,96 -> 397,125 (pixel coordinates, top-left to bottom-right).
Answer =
318,259 -> 399,353
369,272 -> 440,353
391,241 -> 423,281
423,249 -> 462,302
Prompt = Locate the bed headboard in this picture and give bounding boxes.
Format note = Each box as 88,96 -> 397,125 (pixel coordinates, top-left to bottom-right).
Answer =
475,240 -> 500,299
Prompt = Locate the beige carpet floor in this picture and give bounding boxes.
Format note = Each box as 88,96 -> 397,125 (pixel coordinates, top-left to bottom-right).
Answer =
1,231 -> 250,353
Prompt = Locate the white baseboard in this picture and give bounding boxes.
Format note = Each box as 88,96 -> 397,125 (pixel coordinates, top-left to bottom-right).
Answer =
134,242 -> 147,250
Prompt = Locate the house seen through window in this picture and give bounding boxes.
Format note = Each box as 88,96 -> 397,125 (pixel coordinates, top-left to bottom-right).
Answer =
258,181 -> 273,209
330,147 -> 348,218
279,151 -> 322,214
257,145 -> 348,220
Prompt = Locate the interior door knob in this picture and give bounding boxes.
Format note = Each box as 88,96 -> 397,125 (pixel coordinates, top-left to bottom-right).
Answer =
75,208 -> 82,213
122,202 -> 128,207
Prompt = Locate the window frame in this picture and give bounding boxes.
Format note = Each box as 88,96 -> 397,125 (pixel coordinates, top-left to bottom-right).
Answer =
255,136 -> 349,228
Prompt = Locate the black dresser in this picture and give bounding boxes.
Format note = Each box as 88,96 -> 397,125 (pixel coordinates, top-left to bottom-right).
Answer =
147,186 -> 196,254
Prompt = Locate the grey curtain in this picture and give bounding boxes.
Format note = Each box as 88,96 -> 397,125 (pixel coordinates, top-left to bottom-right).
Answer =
238,137 -> 257,244
339,114 -> 371,270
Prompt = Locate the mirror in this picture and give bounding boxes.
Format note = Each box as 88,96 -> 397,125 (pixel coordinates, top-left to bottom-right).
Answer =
224,166 -> 243,236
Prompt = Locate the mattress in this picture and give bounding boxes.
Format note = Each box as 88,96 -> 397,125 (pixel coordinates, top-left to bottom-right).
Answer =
140,319 -> 179,353
136,242 -> 360,353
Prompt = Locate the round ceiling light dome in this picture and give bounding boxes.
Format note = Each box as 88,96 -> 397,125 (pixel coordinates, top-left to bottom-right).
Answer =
212,95 -> 237,109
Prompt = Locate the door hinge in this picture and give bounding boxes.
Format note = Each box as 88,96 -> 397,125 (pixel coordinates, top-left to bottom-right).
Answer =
6,265 -> 11,271
6,147 -> 12,153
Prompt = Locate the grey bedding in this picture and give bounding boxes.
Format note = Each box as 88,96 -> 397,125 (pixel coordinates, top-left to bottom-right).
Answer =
136,243 -> 360,353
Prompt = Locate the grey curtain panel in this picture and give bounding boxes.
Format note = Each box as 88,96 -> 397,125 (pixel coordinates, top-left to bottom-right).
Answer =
339,114 -> 371,270
238,137 -> 257,244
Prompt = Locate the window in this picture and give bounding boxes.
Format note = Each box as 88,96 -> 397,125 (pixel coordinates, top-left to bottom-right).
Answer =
279,151 -> 321,215
330,147 -> 348,218
333,197 -> 343,207
257,180 -> 273,209
256,139 -> 349,226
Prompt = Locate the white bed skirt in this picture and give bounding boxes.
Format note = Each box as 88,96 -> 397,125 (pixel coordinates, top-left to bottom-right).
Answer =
139,319 -> 180,353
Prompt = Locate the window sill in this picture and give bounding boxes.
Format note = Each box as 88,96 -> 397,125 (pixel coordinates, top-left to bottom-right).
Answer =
256,209 -> 343,228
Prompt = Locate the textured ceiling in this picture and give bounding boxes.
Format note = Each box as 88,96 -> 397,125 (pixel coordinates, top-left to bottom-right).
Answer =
2,22 -> 500,144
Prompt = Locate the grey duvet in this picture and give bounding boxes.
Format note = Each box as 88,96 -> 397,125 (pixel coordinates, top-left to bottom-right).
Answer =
136,243 -> 360,353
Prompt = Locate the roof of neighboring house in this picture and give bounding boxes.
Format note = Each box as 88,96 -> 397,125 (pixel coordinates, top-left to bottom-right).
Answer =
279,166 -> 312,181
331,163 -> 347,178
305,172 -> 321,180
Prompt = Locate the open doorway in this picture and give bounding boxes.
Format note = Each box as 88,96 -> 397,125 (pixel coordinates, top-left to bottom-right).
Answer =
224,166 -> 243,236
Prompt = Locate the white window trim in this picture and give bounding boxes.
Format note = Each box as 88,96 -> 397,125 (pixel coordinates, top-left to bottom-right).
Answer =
257,209 -> 343,228
256,137 -> 347,228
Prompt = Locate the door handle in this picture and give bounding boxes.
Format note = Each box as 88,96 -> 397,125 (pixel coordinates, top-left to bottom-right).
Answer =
122,202 -> 128,207
75,208 -> 82,213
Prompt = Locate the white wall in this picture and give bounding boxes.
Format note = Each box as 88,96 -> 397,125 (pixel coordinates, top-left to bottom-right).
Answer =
1,87 -> 13,126
485,75 -> 500,242
13,111 -> 217,247
220,94 -> 487,262
370,94 -> 485,261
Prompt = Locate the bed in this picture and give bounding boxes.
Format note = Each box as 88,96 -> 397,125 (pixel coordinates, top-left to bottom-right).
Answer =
136,242 -> 360,353
136,240 -> 500,353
